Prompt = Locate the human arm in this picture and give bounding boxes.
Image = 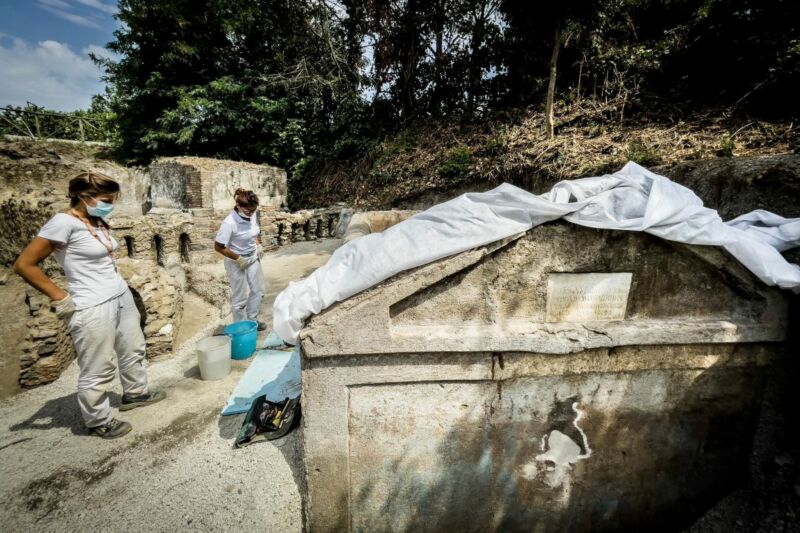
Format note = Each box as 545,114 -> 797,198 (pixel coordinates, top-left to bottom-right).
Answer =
214,241 -> 241,261
215,241 -> 252,270
214,220 -> 242,261
13,237 -> 69,301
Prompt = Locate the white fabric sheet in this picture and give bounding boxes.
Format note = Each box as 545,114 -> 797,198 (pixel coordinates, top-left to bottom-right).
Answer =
273,162 -> 800,344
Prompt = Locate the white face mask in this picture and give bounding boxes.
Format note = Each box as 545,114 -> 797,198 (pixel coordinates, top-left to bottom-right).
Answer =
83,198 -> 115,218
236,207 -> 254,221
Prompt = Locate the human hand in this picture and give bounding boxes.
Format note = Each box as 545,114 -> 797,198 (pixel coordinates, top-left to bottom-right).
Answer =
236,256 -> 249,270
257,243 -> 264,259
54,294 -> 76,320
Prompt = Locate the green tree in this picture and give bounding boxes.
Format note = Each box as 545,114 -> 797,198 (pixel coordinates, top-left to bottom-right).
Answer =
98,0 -> 357,167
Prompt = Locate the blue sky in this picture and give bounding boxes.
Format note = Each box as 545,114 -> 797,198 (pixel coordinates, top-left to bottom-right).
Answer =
0,0 -> 121,111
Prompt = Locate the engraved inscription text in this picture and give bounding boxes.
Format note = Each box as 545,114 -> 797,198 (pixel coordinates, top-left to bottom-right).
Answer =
545,273 -> 632,322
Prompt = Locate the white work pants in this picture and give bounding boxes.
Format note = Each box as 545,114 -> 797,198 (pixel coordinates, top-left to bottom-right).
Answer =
224,256 -> 266,322
67,288 -> 149,427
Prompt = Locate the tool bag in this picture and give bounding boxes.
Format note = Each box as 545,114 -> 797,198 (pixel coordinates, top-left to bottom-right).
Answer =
235,395 -> 300,448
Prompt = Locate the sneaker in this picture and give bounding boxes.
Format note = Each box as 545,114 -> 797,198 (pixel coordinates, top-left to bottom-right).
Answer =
120,390 -> 167,411
89,418 -> 132,439
257,321 -> 267,332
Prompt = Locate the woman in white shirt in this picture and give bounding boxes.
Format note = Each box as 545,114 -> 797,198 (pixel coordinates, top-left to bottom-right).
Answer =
214,188 -> 267,331
14,172 -> 165,439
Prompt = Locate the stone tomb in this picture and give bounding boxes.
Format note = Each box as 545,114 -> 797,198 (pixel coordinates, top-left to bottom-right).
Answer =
298,221 -> 788,532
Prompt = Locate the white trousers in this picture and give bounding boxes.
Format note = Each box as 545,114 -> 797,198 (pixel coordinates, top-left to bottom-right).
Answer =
224,256 -> 266,322
67,288 -> 149,427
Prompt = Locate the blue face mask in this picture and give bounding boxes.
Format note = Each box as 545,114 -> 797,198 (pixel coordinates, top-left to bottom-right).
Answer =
83,198 -> 115,218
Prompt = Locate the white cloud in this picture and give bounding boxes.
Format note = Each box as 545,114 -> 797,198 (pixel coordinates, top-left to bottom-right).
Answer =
73,0 -> 117,15
39,0 -> 73,9
0,36 -> 110,111
39,4 -> 104,29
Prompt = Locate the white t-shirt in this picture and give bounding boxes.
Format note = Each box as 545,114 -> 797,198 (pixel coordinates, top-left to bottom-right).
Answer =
215,210 -> 260,255
38,213 -> 128,310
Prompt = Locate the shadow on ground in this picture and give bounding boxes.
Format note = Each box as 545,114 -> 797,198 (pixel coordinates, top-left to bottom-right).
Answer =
7,392 -> 121,435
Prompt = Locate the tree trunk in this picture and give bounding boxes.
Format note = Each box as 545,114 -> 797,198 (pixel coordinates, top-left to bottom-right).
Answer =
545,22 -> 561,140
399,0 -> 421,119
467,1 -> 488,115
431,0 -> 445,114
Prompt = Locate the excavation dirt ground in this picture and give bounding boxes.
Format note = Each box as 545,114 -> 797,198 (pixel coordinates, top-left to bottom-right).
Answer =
0,240 -> 338,532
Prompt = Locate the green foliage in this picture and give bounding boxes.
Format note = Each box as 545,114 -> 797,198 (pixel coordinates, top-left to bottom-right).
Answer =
716,134 -> 735,157
481,130 -> 508,155
0,102 -> 117,143
99,0 -> 355,169
625,140 -> 662,167
436,146 -> 474,180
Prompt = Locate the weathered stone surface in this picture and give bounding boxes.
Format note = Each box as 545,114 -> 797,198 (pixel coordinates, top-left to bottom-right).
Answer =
545,272 -> 632,322
1,139 -> 349,390
342,210 -> 417,242
299,221 -> 789,532
149,156 -> 287,211
185,266 -> 231,310
117,258 -> 183,360
18,283 -> 76,389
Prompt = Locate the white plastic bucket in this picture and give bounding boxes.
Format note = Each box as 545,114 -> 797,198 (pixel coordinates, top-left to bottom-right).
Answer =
196,335 -> 232,380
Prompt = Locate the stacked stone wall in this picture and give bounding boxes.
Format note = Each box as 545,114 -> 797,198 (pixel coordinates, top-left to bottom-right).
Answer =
14,257 -> 185,389
261,208 -> 343,249
117,258 -> 183,359
18,281 -> 76,388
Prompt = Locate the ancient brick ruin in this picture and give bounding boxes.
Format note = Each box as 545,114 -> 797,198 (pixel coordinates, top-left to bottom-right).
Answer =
0,142 -> 347,391
149,156 -> 288,212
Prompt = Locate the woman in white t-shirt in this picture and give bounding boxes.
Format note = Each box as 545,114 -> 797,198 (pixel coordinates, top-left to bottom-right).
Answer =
214,188 -> 267,331
14,172 -> 165,439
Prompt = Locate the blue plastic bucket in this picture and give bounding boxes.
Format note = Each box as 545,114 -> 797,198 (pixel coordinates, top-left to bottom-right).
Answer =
223,320 -> 258,360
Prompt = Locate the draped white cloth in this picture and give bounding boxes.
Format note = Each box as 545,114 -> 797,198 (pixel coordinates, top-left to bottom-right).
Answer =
273,162 -> 800,344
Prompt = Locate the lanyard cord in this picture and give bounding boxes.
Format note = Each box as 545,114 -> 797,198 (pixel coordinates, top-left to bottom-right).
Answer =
69,209 -> 116,265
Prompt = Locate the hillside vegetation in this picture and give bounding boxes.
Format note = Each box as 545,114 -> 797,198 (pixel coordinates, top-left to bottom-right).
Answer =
294,98 -> 798,208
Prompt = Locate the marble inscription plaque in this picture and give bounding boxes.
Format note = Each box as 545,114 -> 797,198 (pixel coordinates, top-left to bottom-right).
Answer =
546,273 -> 632,322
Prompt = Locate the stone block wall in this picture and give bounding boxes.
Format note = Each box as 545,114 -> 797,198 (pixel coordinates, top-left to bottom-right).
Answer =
149,156 -> 287,212
112,207 -> 345,267
15,258 -> 185,388
261,207 -> 343,248
117,258 -> 183,359
18,283 -> 76,388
